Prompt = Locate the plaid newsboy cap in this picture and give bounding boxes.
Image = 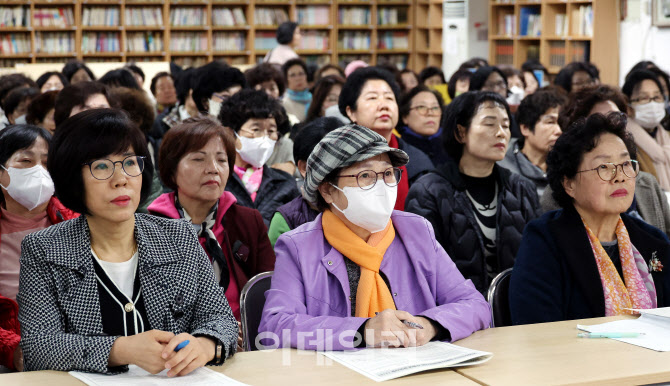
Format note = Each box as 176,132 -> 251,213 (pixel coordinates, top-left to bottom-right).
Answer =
302,124 -> 409,205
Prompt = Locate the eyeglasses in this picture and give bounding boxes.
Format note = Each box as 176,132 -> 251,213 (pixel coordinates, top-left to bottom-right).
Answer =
571,79 -> 595,88
239,127 -> 279,140
83,155 -> 146,180
336,167 -> 402,190
410,105 -> 441,116
576,160 -> 639,181
630,95 -> 664,105
483,80 -> 506,91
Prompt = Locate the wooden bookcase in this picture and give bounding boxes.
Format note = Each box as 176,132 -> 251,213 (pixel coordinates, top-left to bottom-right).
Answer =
488,0 -> 620,86
0,0 -> 419,70
412,0 -> 442,71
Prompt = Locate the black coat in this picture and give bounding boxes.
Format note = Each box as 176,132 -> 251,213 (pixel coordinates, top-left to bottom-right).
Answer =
397,136 -> 434,184
510,206 -> 670,325
226,166 -> 300,226
405,160 -> 540,293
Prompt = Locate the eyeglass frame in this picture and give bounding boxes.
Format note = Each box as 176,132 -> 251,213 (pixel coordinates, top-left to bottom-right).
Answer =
575,160 -> 639,182
409,105 -> 441,116
630,95 -> 665,105
82,155 -> 147,180
335,167 -> 403,190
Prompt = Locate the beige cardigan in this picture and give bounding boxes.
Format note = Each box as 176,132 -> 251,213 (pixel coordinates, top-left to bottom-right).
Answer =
628,120 -> 670,191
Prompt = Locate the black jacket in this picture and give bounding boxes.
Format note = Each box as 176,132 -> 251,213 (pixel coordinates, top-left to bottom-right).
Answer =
405,160 -> 540,293
397,136 -> 435,184
226,166 -> 300,226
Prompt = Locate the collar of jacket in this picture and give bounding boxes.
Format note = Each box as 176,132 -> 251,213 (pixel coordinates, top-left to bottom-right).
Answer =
507,138 -> 547,182
437,156 -> 510,192
548,204 -> 669,313
228,166 -> 287,204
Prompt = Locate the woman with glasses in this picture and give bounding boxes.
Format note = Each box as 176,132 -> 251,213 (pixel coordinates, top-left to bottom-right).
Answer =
405,91 -> 540,295
281,58 -> 311,122
258,125 -> 490,350
218,89 -> 300,226
18,109 -> 237,375
510,112 -> 670,325
396,85 -> 448,167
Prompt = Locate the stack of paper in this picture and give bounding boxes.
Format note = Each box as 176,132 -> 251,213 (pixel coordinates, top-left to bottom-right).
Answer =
70,365 -> 249,386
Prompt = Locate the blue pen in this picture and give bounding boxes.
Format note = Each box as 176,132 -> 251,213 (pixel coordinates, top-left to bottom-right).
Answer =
175,340 -> 190,352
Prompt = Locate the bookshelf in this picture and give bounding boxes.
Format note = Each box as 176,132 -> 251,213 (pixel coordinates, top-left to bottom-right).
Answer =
489,0 -> 620,86
0,0 -> 420,70
412,0 -> 442,71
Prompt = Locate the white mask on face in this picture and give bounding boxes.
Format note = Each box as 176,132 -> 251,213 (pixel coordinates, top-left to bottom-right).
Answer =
506,86 -> 525,106
14,115 -> 27,125
208,99 -> 222,117
0,165 -> 54,210
634,101 -> 666,129
236,134 -> 276,168
330,181 -> 397,233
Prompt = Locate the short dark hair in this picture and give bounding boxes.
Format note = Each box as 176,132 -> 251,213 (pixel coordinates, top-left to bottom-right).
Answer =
469,66 -> 507,93
398,85 -> 444,120
26,91 -> 59,126
418,66 -> 446,84
315,64 -> 345,81
396,69 -> 418,91
305,75 -> 345,123
125,64 -> 145,83
647,67 -> 670,95
245,63 -> 286,96
99,69 -> 141,90
277,21 -> 298,45
48,108 -> 152,215
500,66 -> 525,88
54,81 -> 112,128
0,124 -> 52,203
517,87 -> 567,133
521,59 -> 549,77
629,60 -> 658,73
159,117 -> 236,192
2,87 -> 39,117
547,112 -> 636,208
192,62 -> 247,113
458,57 -> 489,71
554,62 -> 599,93
175,67 -> 196,105
150,72 -> 174,96
559,85 -> 628,131
338,66 -> 401,117
36,72 -> 69,90
0,74 -> 36,106
622,69 -> 665,99
218,89 -> 283,132
447,69 -> 474,100
109,87 -> 156,134
62,61 -> 96,82
282,58 -> 308,84
293,117 -> 343,163
442,91 -> 512,162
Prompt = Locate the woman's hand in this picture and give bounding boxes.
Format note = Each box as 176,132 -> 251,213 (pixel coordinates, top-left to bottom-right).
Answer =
363,309 -> 417,348
161,333 -> 216,377
410,316 -> 438,346
109,330 -> 175,374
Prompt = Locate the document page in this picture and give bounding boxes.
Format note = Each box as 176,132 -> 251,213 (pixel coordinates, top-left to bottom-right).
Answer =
321,341 -> 492,382
70,365 -> 249,386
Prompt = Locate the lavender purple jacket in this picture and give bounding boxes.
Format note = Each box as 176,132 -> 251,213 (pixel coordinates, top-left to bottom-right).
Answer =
258,211 -> 492,350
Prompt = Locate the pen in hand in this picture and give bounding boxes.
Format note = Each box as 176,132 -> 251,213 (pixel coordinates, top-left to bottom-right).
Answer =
374,312 -> 424,329
174,340 -> 190,352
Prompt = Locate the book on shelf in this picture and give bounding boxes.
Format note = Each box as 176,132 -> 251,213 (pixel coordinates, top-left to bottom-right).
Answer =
555,14 -> 567,36
338,7 -> 371,25
212,7 -> 247,26
377,6 -> 408,26
495,41 -> 513,65
213,32 -> 246,51
497,13 -> 515,36
298,31 -> 329,50
571,41 -> 590,62
82,32 -> 120,53
82,7 -> 120,27
338,54 -> 371,68
0,58 -> 30,67
125,7 -> 163,27
519,7 -> 541,36
0,33 -> 30,54
172,56 -> 208,68
33,7 -> 75,28
170,7 -> 206,27
254,7 -> 289,26
35,32 -> 75,53
526,44 -> 539,61
297,6 -> 330,25
254,31 -> 276,50
549,41 -> 565,67
169,32 -> 208,52
0,6 -> 29,28
571,5 -> 593,37
338,31 -> 371,50
377,31 -> 408,50
126,31 -> 163,52
302,55 -> 331,67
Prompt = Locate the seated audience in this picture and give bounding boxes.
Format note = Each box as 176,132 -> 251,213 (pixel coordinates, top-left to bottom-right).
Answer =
125,64 -> 146,89
510,112 -> 670,324
264,21 -> 300,66
339,67 -> 434,210
99,69 -> 141,90
218,89 -> 300,225
448,69 -> 473,100
396,85 -> 448,167
554,62 -> 599,94
418,66 -> 446,87
192,62 -> 246,116
150,68 -> 198,142
149,117 -> 275,326
265,104 -> 297,176
245,63 -> 286,100
62,61 -> 96,84
500,66 -> 526,109
19,109 -> 237,374
470,66 -> 522,138
458,57 -> 489,72
282,58 -> 311,122
259,125 -> 491,350
406,91 -> 540,294
499,88 -> 567,197
0,74 -> 37,130
396,69 -> 419,93
314,64 -> 345,82
26,91 -> 58,134
520,60 -> 549,95
2,87 -> 39,125
35,72 -> 68,93
150,72 -> 177,115
304,75 -> 345,124
54,81 -> 112,128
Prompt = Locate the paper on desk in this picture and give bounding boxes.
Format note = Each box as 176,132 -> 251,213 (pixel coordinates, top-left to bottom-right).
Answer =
578,307 -> 670,352
320,341 -> 492,382
69,365 -> 249,386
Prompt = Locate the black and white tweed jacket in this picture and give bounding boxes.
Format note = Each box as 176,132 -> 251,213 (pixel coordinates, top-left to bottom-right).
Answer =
17,214 -> 238,373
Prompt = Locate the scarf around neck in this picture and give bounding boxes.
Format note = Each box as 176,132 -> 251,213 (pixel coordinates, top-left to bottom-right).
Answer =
286,89 -> 312,114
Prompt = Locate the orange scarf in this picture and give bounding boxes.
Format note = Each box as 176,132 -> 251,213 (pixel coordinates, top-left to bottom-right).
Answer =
322,210 -> 396,317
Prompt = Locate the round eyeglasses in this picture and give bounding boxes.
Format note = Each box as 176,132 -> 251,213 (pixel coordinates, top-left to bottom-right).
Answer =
83,155 -> 146,180
576,160 -> 639,182
336,167 -> 403,190
410,105 -> 441,116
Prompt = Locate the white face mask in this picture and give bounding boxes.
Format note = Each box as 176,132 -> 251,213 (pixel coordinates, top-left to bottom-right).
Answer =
13,115 -> 27,125
330,181 -> 397,233
506,86 -> 525,106
236,134 -> 276,168
634,101 -> 666,129
0,165 -> 54,210
208,98 -> 222,117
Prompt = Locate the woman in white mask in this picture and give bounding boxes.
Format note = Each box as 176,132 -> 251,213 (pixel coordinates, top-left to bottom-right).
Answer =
218,89 -> 300,226
623,70 -> 670,191
0,124 -> 78,372
258,124 -> 491,351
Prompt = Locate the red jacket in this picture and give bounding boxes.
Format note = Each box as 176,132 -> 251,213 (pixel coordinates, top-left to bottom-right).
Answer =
0,197 -> 78,370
